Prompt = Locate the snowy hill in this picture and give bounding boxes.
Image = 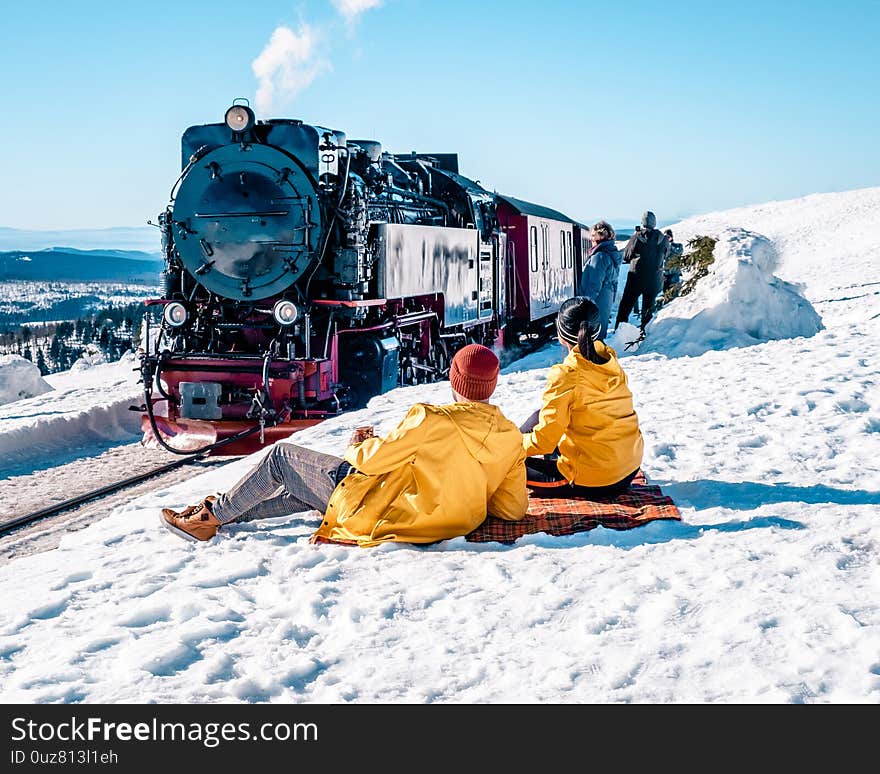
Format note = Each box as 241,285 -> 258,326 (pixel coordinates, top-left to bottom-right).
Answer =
0,188 -> 877,703
0,248 -> 162,283
0,226 -> 159,253
667,187 -> 880,323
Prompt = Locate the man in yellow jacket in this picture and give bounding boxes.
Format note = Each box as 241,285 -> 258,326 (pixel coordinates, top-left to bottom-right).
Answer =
161,344 -> 528,546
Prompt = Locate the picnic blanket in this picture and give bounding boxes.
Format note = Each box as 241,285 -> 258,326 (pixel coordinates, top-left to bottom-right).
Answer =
465,470 -> 680,544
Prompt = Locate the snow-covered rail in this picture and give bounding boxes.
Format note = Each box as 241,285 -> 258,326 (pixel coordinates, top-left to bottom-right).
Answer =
0,454 -> 209,537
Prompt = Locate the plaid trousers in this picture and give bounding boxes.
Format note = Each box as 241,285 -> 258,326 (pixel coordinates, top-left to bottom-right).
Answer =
212,443 -> 346,525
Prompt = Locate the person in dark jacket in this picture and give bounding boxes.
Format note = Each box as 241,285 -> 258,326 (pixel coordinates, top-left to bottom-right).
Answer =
614,210 -> 669,333
578,220 -> 621,340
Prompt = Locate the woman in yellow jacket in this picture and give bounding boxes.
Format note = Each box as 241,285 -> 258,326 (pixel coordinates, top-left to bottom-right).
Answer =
522,296 -> 644,497
161,344 -> 528,546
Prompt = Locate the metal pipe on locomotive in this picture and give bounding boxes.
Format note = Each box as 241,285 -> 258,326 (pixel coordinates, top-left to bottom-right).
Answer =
140,101 -> 539,455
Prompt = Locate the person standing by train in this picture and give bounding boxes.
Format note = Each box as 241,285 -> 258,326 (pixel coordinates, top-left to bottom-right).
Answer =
614,211 -> 669,334
578,220 -> 621,341
160,345 -> 529,546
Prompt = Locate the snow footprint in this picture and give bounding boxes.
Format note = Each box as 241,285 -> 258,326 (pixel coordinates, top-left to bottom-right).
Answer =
190,560 -> 268,588
50,570 -> 93,591
117,605 -> 172,628
862,417 -> 880,434
80,636 -> 123,655
28,593 -> 71,621
281,658 -> 327,692
142,642 -> 202,677
179,621 -> 242,648
835,397 -> 870,413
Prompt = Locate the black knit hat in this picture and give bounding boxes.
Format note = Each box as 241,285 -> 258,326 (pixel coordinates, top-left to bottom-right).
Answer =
556,297 -> 602,346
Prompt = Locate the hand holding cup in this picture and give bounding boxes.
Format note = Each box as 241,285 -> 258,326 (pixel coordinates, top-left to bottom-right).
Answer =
349,425 -> 375,446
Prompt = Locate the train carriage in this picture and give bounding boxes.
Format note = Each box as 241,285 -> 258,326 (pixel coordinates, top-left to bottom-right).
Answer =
496,195 -> 577,336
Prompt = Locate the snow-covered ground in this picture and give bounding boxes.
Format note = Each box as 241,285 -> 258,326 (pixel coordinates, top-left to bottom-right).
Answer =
0,188 -> 878,703
0,353 -> 143,477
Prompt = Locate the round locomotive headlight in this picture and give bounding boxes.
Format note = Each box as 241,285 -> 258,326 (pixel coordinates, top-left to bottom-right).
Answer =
163,302 -> 188,328
225,104 -> 255,133
273,300 -> 298,326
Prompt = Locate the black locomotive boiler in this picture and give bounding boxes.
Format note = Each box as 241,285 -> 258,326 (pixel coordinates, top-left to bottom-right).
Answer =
141,102 -> 590,454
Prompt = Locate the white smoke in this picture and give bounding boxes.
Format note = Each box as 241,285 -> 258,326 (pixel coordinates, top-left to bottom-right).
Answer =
251,3 -> 382,113
251,24 -> 327,116
332,0 -> 383,24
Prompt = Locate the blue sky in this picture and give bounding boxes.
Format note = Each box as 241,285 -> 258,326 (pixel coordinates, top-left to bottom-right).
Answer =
1,0 -> 878,231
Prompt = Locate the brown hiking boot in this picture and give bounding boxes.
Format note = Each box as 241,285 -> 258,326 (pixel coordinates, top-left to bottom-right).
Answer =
160,496 -> 221,542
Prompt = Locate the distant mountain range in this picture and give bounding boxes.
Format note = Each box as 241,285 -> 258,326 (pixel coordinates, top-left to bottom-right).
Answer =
0,225 -> 160,253
0,248 -> 162,283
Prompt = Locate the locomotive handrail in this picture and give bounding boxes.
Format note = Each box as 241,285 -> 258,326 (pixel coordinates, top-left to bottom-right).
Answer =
194,210 -> 290,218
394,310 -> 438,327
158,352 -> 301,361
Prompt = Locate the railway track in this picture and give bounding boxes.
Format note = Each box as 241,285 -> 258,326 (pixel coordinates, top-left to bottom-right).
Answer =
0,453 -> 208,537
0,444 -> 234,563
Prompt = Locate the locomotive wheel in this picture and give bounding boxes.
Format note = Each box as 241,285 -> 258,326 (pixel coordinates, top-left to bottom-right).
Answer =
430,340 -> 449,381
401,359 -> 417,386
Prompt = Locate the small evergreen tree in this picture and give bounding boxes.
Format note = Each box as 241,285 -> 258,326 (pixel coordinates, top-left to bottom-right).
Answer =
35,348 -> 48,375
659,235 -> 718,307
50,333 -> 63,363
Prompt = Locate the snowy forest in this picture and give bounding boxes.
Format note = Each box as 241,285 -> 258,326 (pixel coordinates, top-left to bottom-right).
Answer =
0,275 -> 155,375
0,301 -> 146,375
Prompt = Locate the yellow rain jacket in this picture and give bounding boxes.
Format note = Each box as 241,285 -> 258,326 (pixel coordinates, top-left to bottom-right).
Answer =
523,342 -> 644,487
312,402 -> 528,547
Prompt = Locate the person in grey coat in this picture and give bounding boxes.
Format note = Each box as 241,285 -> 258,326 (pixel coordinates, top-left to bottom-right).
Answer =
578,220 -> 621,340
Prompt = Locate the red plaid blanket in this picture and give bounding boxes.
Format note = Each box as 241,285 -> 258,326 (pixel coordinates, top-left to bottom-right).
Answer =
466,470 -> 680,544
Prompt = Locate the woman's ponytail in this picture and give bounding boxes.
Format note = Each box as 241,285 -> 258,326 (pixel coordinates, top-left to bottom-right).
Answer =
578,321 -> 593,358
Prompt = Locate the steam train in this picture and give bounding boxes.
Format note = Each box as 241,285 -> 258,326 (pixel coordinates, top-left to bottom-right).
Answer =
140,102 -> 592,454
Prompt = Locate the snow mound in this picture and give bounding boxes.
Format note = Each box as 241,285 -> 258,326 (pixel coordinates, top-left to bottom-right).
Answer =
644,228 -> 823,358
606,322 -> 643,354
0,355 -> 53,406
70,344 -> 109,371
0,357 -> 142,475
665,187 -> 880,328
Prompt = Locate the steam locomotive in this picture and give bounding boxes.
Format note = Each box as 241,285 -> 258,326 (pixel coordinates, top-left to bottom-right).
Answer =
140,102 -> 591,454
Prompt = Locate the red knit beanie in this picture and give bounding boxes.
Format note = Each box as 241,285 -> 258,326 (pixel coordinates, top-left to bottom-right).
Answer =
449,344 -> 499,401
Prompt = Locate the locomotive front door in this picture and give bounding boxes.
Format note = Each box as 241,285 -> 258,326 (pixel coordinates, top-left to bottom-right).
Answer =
478,243 -> 494,321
